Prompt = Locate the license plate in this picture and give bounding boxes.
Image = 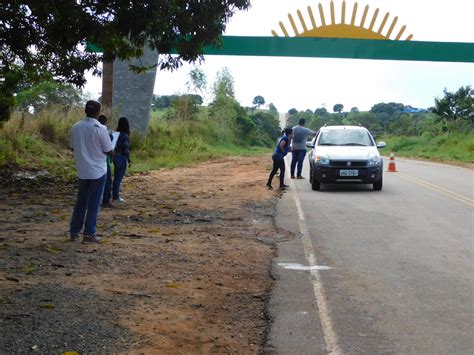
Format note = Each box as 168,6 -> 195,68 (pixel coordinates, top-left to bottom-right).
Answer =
340,169 -> 359,177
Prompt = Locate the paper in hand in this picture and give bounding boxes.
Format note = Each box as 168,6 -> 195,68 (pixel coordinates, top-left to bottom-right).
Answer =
111,132 -> 120,149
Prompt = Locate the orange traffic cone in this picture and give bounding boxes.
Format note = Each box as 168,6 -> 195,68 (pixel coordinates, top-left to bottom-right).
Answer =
387,151 -> 397,172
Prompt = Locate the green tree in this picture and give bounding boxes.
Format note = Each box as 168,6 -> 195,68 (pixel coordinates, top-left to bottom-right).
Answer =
250,111 -> 280,146
1,1 -> 250,87
151,95 -> 172,110
350,107 -> 359,113
235,107 -> 256,145
174,68 -> 207,121
212,67 -> 235,99
186,68 -> 207,95
288,108 -> 298,115
0,64 -> 48,120
370,102 -> 404,115
433,86 -> 473,122
252,95 -> 265,109
314,107 -> 329,118
210,68 -> 238,142
346,112 -> 381,133
333,103 -> 344,113
171,96 -> 199,121
1,1 -> 249,120
268,102 -> 278,114
15,81 -> 83,113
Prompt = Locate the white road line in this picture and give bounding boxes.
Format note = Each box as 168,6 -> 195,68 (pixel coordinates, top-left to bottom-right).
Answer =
287,168 -> 342,355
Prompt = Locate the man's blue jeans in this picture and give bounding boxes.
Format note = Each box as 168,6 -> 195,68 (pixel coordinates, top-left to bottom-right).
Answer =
70,174 -> 106,237
291,150 -> 307,177
112,154 -> 127,200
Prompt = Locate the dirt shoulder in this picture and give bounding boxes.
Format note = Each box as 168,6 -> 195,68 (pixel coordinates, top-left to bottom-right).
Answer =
0,155 -> 291,353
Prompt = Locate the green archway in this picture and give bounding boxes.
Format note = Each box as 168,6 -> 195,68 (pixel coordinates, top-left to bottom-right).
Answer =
98,0 -> 473,133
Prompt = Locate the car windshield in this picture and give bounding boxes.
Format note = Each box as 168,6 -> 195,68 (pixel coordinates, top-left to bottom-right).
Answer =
318,129 -> 373,146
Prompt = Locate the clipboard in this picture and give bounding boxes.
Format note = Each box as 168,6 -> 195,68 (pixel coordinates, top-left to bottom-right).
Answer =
111,132 -> 120,149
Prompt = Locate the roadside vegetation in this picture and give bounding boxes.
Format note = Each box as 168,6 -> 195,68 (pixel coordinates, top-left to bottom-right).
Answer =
0,68 -> 280,180
0,63 -> 472,179
286,86 -> 473,164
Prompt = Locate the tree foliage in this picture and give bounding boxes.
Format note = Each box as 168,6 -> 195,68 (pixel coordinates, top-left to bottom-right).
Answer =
333,103 -> 344,113
268,102 -> 278,114
152,94 -> 202,110
186,67 -> 207,95
314,107 -> 328,117
370,102 -> 404,115
1,1 -> 250,87
15,81 -> 84,113
0,64 -> 48,120
433,86 -> 473,122
250,111 -> 280,146
252,95 -> 265,108
212,67 -> 235,99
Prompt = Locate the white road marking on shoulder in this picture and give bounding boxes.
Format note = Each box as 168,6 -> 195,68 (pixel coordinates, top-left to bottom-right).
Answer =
278,262 -> 332,271
287,167 -> 342,355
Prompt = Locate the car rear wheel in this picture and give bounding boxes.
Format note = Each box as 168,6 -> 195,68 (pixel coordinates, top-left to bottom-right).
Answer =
373,179 -> 383,191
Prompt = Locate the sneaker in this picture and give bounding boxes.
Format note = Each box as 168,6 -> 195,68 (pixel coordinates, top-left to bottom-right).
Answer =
70,234 -> 81,242
296,176 -> 305,179
278,186 -> 287,190
82,235 -> 101,244
113,197 -> 125,203
290,176 -> 296,179
281,184 -> 290,188
102,201 -> 115,208
266,183 -> 273,190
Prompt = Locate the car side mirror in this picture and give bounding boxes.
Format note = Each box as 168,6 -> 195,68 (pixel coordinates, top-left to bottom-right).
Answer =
306,141 -> 315,148
376,142 -> 386,149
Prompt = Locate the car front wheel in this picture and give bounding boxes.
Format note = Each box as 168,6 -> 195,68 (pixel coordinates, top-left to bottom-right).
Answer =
312,177 -> 321,191
373,179 -> 383,191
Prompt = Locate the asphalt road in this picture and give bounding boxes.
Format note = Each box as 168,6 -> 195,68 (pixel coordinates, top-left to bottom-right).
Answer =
267,157 -> 473,354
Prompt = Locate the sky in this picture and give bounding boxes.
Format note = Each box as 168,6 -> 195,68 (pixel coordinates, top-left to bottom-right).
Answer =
84,0 -> 474,113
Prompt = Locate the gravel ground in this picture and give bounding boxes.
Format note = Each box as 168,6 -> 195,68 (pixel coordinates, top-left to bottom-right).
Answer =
0,156 -> 286,353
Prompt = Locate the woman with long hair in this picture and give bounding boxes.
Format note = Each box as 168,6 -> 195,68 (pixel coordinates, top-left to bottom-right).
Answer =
267,127 -> 293,190
112,117 -> 132,203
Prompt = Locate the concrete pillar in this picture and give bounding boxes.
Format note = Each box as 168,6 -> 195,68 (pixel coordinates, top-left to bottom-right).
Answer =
112,47 -> 158,134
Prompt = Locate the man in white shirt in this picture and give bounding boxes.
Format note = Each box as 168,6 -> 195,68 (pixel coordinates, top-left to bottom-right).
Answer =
291,118 -> 316,179
69,100 -> 114,243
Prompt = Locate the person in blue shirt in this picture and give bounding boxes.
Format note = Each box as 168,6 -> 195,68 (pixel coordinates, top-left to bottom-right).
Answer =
267,128 -> 293,190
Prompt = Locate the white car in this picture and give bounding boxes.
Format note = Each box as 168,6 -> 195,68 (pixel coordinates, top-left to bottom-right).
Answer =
306,125 -> 386,191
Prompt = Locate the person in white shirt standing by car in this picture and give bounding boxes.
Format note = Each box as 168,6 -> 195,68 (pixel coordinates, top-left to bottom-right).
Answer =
69,100 -> 114,244
290,118 -> 316,179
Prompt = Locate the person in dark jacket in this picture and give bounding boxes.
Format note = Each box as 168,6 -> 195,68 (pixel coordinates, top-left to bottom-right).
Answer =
112,117 -> 132,203
267,127 -> 293,190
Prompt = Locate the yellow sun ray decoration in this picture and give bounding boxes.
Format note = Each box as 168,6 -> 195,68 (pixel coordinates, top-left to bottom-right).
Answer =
271,0 -> 413,41
89,0 -> 473,63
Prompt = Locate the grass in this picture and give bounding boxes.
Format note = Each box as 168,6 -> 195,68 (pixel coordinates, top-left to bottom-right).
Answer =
0,107 -> 271,180
1,107 -> 471,180
379,132 -> 474,164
